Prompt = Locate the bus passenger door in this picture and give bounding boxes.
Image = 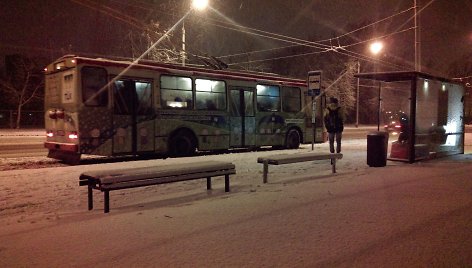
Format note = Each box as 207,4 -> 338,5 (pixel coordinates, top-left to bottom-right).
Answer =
229,88 -> 255,147
112,79 -> 154,155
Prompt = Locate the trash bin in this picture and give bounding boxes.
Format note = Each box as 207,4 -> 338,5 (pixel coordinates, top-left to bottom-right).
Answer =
367,131 -> 389,167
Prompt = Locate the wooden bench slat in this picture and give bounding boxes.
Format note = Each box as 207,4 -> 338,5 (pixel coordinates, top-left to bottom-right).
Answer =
258,152 -> 343,165
98,165 -> 234,184
79,160 -> 235,213
101,169 -> 235,190
80,161 -> 235,184
258,152 -> 343,183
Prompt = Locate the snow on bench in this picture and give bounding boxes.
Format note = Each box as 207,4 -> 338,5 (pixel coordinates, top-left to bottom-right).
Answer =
257,152 -> 343,183
79,161 -> 236,213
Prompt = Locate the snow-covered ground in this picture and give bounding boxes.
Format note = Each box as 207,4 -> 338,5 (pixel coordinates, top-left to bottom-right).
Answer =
0,131 -> 471,267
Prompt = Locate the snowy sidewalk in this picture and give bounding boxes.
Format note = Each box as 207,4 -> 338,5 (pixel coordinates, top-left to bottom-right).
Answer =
0,139 -> 471,266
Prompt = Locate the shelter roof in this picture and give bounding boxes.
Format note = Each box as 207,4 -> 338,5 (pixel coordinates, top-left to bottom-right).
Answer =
355,71 -> 455,83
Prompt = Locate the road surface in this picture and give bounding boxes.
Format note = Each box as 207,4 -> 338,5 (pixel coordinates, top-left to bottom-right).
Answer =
0,125 -> 469,158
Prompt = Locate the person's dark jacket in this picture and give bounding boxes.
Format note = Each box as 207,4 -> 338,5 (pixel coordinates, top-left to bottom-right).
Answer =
323,103 -> 345,133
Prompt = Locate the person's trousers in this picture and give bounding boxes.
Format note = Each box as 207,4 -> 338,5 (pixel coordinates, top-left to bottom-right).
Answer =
328,132 -> 342,153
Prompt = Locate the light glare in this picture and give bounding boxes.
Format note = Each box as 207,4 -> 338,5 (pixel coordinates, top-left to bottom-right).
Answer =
192,0 -> 208,10
69,132 -> 78,139
370,41 -> 383,55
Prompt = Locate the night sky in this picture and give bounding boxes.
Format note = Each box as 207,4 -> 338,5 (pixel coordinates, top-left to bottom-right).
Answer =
0,0 -> 471,78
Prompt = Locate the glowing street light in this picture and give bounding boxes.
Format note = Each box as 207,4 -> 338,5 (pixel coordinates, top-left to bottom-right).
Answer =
192,0 -> 209,11
369,41 -> 384,55
182,0 -> 209,66
368,41 -> 384,131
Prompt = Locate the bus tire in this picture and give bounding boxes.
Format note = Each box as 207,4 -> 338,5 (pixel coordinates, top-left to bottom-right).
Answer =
47,149 -> 81,165
285,129 -> 301,149
169,130 -> 197,157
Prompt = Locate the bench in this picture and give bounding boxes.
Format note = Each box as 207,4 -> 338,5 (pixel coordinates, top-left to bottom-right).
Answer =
257,152 -> 343,183
79,161 -> 236,213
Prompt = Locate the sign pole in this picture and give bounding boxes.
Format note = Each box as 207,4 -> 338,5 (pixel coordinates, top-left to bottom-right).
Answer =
308,71 -> 322,151
312,96 -> 315,150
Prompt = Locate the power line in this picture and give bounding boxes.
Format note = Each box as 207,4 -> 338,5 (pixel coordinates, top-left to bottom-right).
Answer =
221,22 -> 407,70
228,49 -> 327,66
216,6 -> 414,59
70,0 -> 147,31
67,0 -> 412,71
342,26 -> 415,49
316,7 -> 415,44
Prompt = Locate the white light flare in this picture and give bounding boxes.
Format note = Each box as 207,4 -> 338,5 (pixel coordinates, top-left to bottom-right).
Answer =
370,41 -> 384,55
192,0 -> 209,11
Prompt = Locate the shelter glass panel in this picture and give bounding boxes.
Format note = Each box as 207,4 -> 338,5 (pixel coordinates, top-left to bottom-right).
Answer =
382,81 -> 411,161
415,78 -> 464,159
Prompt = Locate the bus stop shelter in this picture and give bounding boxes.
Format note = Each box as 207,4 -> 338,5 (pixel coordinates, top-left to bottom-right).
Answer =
355,71 -> 465,163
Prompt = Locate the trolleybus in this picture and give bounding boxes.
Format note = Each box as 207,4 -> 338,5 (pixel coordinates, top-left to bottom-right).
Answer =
44,55 -> 324,164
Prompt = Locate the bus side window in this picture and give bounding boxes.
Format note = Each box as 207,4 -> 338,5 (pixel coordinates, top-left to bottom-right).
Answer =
160,75 -> 192,109
195,79 -> 226,111
135,81 -> 153,115
113,80 -> 134,114
81,67 -> 108,107
282,86 -> 301,113
256,84 -> 280,112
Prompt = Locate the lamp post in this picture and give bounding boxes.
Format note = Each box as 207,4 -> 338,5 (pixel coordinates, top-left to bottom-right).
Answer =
182,0 -> 209,66
356,61 -> 360,128
414,0 -> 421,72
355,41 -> 384,128
369,41 -> 384,131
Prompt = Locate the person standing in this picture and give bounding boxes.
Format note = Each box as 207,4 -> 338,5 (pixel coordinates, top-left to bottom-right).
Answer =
324,97 -> 345,153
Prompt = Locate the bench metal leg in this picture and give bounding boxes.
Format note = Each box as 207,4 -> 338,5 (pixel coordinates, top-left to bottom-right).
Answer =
207,177 -> 212,190
88,183 -> 93,210
104,190 -> 110,213
263,160 -> 269,183
331,158 -> 336,173
225,174 -> 230,192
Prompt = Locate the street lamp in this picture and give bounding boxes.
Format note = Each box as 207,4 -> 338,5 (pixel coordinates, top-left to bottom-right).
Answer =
192,0 -> 209,10
369,41 -> 384,131
369,41 -> 384,55
355,41 -> 384,128
182,0 -> 209,66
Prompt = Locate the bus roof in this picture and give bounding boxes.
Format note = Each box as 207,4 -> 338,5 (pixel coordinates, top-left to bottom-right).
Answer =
51,55 -> 307,87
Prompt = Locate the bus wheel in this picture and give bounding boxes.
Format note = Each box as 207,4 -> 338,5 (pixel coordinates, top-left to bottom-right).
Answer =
170,131 -> 196,156
47,149 -> 81,165
286,129 -> 301,149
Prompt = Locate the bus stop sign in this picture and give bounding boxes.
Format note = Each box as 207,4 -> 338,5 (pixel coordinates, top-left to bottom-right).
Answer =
308,71 -> 322,96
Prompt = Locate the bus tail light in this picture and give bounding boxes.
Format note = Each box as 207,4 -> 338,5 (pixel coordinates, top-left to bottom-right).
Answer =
56,109 -> 65,119
49,109 -> 66,120
46,131 -> 54,138
48,110 -> 57,119
68,131 -> 78,139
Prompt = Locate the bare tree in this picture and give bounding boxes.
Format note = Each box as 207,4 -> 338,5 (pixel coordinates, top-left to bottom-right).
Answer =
127,19 -> 181,63
0,55 -> 44,128
324,60 -> 358,122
